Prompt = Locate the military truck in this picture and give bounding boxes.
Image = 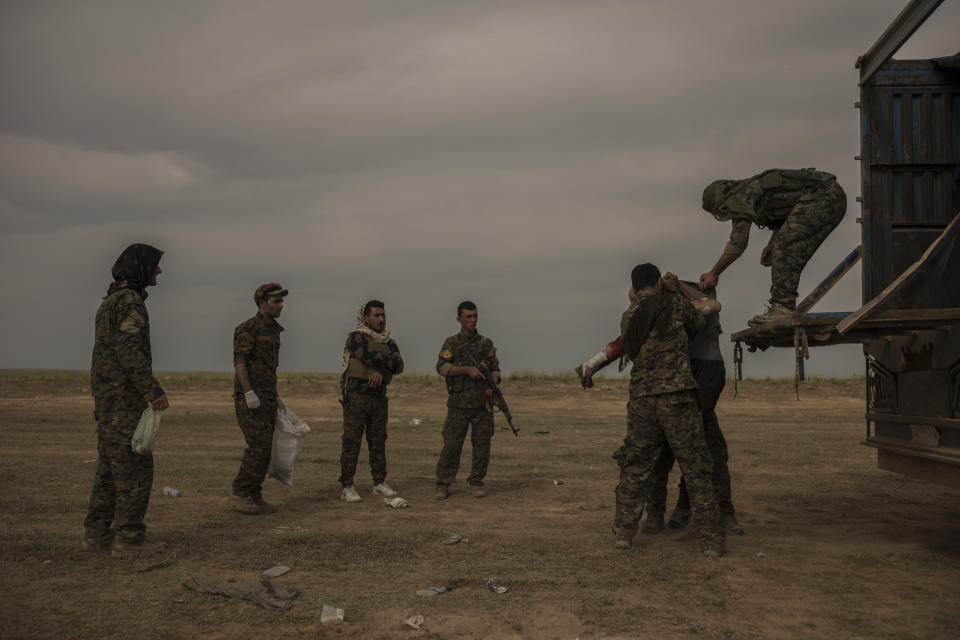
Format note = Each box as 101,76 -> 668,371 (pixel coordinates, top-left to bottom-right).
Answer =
732,0 -> 960,487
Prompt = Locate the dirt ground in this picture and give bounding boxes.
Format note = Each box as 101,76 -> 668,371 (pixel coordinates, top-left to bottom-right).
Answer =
1,371 -> 959,640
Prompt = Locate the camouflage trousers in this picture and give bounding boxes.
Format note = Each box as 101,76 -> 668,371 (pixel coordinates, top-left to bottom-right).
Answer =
232,393 -> 277,499
436,406 -> 494,487
645,359 -> 734,516
770,180 -> 847,308
614,389 -> 723,546
83,397 -> 154,545
339,391 -> 389,487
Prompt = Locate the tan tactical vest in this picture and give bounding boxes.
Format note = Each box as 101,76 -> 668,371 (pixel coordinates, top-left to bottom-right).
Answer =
345,338 -> 395,385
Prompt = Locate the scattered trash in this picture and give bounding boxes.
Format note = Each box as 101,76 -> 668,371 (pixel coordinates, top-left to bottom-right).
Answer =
84,459 -> 96,463
42,559 -> 52,564
415,586 -> 451,597
403,615 -> 424,630
384,496 -> 410,508
320,604 -> 344,623
487,578 -> 508,594
162,487 -> 182,497
184,574 -> 299,610
755,552 -> 767,558
535,431 -> 551,435
266,526 -> 308,535
553,480 -> 564,486
260,565 -> 291,580
441,534 -> 463,545
173,598 -> 189,604
409,418 -> 423,426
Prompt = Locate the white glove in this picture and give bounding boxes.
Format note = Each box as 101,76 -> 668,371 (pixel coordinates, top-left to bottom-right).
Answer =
244,390 -> 261,409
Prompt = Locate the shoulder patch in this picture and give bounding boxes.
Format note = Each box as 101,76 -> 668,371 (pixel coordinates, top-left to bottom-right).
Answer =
119,309 -> 145,334
442,348 -> 454,360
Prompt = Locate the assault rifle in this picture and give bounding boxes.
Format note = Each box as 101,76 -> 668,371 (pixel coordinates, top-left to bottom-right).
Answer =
458,341 -> 518,437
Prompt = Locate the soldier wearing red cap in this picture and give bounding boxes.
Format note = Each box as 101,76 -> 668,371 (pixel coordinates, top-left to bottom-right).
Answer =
230,283 -> 288,515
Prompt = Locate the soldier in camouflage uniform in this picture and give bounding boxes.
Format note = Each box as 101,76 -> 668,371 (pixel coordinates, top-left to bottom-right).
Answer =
641,281 -> 743,536
231,283 -> 287,515
699,168 -> 847,323
83,243 -> 169,556
577,280 -> 743,536
338,300 -> 404,503
434,301 -> 501,500
613,264 -> 724,557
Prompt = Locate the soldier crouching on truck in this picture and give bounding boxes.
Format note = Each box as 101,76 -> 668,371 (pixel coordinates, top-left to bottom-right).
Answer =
337,300 -> 404,503
699,168 -> 846,324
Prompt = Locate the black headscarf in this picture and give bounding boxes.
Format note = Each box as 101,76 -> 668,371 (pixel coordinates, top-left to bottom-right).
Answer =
106,243 -> 164,297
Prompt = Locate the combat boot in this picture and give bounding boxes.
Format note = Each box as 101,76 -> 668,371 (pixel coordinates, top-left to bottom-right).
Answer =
748,303 -> 796,326
230,493 -> 263,515
613,530 -> 633,550
668,506 -> 691,529
471,484 -> 487,498
81,535 -> 112,553
701,542 -> 724,559
722,512 -> 745,535
435,484 -> 450,500
254,496 -> 278,514
641,512 -> 665,534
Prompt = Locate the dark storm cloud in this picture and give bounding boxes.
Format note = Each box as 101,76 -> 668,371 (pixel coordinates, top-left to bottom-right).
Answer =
2,0 -> 957,376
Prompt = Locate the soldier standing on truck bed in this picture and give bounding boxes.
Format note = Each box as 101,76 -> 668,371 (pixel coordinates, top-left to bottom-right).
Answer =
699,168 -> 847,324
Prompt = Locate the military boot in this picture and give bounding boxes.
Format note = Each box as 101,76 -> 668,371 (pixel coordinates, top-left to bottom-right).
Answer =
748,303 -> 796,326
231,493 -> 263,515
470,484 -> 487,498
613,530 -> 633,550
641,512 -> 665,534
722,512 -> 745,535
701,542 -> 724,559
254,496 -> 279,514
668,506 -> 691,529
435,484 -> 450,500
81,535 -> 112,553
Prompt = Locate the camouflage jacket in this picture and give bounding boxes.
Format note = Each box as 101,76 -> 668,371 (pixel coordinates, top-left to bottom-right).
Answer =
715,168 -> 836,258
343,331 -> 404,392
233,313 -> 283,397
621,290 -> 704,396
436,332 -> 500,408
91,287 -> 164,405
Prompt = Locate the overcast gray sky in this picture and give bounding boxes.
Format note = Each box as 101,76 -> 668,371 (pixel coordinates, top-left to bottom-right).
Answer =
1,0 -> 957,376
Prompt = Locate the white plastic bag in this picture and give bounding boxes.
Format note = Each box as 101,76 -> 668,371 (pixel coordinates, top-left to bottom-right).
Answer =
267,406 -> 310,485
131,407 -> 161,455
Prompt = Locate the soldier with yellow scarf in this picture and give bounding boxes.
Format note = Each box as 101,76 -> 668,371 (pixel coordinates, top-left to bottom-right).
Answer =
338,300 -> 404,503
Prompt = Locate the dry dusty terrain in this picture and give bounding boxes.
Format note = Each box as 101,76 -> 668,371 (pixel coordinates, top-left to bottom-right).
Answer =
1,371 -> 959,640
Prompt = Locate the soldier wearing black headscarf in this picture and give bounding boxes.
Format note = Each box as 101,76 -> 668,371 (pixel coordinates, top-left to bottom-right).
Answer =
83,243 -> 169,558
